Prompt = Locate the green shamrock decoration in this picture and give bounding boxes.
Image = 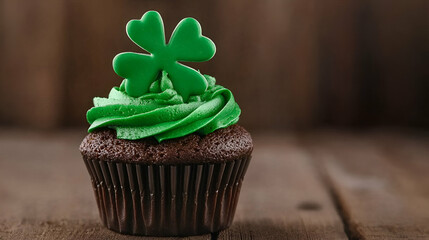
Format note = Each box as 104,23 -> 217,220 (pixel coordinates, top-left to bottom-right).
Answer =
113,11 -> 216,100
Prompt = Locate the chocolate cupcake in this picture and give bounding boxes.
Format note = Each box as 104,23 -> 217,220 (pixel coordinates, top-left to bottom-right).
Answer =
80,11 -> 253,236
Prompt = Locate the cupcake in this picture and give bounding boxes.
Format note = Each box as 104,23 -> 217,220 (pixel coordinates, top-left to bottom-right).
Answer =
79,11 -> 253,236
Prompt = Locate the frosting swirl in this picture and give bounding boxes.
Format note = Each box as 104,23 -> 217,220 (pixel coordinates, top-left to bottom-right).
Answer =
87,71 -> 241,142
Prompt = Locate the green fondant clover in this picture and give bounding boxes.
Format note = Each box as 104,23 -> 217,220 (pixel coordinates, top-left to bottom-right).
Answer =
113,11 -> 216,100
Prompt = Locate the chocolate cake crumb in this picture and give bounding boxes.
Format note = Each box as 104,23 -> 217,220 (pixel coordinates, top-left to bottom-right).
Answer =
79,125 -> 253,164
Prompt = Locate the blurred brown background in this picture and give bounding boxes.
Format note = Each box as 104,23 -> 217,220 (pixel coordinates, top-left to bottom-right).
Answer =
1,0 -> 428,132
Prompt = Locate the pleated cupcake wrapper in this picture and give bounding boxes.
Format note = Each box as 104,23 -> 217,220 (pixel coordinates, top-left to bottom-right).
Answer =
83,157 -> 251,236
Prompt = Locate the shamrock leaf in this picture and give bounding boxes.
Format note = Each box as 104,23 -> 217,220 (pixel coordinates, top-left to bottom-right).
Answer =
113,11 -> 216,100
127,11 -> 165,53
113,53 -> 158,98
169,17 -> 216,61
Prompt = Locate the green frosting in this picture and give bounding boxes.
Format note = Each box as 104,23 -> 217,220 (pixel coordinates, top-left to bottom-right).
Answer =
87,72 -> 241,142
86,11 -> 240,141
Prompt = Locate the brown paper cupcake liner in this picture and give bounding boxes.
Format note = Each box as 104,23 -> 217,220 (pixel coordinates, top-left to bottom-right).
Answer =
83,157 -> 251,236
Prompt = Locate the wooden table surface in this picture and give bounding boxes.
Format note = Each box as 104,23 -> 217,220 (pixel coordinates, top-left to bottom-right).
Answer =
1,129 -> 428,240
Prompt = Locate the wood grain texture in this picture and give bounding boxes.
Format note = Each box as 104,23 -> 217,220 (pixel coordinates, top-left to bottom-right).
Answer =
217,135 -> 347,239
0,219 -> 210,240
303,131 -> 429,239
1,130 -> 429,239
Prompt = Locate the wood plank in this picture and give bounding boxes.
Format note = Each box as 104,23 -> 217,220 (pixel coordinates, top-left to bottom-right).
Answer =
7,130 -> 428,239
218,135 -> 347,239
1,1 -> 428,130
0,130 -> 210,240
0,219 -> 210,240
316,0 -> 361,126
303,131 -> 429,239
371,0 -> 429,126
0,0 -> 65,128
